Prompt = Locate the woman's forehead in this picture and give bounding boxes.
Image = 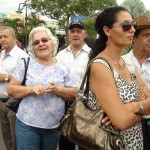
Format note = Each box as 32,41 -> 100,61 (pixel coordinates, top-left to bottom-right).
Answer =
115,11 -> 133,22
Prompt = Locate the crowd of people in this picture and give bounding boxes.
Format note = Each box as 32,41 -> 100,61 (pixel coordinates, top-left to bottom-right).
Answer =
0,5 -> 150,150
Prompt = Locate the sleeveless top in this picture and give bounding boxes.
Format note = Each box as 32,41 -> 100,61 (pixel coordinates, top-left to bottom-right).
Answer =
89,58 -> 143,150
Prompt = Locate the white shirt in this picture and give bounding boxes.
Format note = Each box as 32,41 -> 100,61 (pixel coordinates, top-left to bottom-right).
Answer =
56,43 -> 91,88
123,50 -> 150,89
123,50 -> 150,118
0,45 -> 29,99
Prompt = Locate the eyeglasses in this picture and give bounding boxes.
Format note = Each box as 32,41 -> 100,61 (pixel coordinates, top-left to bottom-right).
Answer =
112,20 -> 137,32
32,37 -> 50,46
122,20 -> 137,31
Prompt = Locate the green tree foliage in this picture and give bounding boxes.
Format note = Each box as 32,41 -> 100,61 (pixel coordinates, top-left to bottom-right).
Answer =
2,15 -> 46,47
120,0 -> 150,18
84,17 -> 97,38
30,0 -> 117,34
27,13 -> 46,29
3,18 -> 21,29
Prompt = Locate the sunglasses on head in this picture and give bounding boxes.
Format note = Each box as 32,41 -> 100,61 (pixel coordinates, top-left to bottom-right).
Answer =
32,37 -> 50,46
121,20 -> 137,31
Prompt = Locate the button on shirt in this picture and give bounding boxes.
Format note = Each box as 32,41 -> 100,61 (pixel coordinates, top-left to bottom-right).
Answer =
0,45 -> 28,99
56,43 -> 91,88
123,50 -> 150,118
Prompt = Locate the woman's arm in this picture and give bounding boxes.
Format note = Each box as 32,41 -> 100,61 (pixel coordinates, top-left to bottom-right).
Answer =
90,62 -> 142,130
130,69 -> 150,115
135,69 -> 150,97
8,77 -> 46,99
45,82 -> 77,100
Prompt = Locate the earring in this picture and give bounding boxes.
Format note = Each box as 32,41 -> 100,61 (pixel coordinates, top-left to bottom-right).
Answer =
106,40 -> 109,45
106,36 -> 110,45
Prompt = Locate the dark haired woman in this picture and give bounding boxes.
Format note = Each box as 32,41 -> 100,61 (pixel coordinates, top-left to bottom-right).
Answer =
89,6 -> 150,149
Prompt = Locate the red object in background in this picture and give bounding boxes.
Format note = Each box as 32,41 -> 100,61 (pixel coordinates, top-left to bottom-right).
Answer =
16,40 -> 24,50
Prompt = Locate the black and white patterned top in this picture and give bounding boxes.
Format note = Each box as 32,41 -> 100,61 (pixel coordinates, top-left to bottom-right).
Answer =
91,58 -> 143,150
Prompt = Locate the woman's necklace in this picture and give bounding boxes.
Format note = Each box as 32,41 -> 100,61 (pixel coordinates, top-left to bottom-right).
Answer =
106,50 -> 125,70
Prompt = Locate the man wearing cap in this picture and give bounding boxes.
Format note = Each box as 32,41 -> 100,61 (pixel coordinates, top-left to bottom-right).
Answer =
56,20 -> 91,150
123,16 -> 150,150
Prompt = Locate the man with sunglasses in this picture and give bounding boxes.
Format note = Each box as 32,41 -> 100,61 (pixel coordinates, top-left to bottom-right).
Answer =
123,16 -> 150,150
0,26 -> 28,150
56,20 -> 91,150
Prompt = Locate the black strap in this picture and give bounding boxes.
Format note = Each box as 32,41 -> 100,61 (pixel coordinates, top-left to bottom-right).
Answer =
21,57 -> 30,85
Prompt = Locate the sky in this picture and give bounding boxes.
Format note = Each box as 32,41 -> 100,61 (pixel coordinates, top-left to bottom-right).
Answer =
0,0 -> 27,14
0,0 -> 150,14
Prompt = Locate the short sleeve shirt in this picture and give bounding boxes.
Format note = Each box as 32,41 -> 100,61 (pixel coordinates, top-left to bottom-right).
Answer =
13,56 -> 76,129
0,45 -> 28,98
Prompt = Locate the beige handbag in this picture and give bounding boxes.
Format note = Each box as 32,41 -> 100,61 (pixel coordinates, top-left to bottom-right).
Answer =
58,57 -> 125,150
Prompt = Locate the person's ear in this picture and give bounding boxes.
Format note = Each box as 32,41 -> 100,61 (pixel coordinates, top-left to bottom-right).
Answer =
103,26 -> 111,37
84,30 -> 87,38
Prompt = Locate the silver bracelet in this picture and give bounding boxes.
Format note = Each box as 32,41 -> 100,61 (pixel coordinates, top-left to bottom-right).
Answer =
136,102 -> 144,115
138,102 -> 144,111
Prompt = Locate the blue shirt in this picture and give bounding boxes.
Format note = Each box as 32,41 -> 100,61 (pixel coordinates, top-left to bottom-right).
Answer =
12,56 -> 76,129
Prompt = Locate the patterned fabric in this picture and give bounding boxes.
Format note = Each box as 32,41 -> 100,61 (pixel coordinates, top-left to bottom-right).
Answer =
12,56 -> 76,129
89,58 -> 143,150
56,43 -> 91,88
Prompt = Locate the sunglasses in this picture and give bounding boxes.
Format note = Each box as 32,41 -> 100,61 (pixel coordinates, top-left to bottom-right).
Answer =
32,37 -> 50,46
112,20 -> 137,32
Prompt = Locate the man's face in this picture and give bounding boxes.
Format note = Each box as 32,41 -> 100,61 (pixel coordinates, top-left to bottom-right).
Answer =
0,29 -> 16,51
134,28 -> 150,53
68,27 -> 87,46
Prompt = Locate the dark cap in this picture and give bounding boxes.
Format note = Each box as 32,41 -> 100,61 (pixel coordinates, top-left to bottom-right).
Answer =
135,16 -> 150,30
68,20 -> 86,30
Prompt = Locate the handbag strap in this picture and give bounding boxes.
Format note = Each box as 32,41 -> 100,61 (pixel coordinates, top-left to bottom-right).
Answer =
79,57 -> 114,95
21,57 -> 30,85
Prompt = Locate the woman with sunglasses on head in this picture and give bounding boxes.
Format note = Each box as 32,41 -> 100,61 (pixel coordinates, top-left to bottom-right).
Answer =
88,6 -> 150,149
7,26 -> 77,150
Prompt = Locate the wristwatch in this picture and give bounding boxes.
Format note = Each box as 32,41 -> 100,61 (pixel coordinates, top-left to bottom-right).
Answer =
4,75 -> 9,82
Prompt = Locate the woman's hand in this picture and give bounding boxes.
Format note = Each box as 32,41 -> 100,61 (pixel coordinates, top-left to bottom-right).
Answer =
102,116 -> 111,126
139,86 -> 150,101
101,110 -> 111,126
45,82 -> 58,94
31,84 -> 46,96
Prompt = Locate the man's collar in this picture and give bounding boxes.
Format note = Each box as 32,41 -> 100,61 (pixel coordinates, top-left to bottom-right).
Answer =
3,45 -> 19,56
67,43 -> 91,52
132,49 -> 150,61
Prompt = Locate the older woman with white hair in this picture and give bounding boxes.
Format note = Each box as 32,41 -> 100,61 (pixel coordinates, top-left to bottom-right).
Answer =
8,26 -> 77,150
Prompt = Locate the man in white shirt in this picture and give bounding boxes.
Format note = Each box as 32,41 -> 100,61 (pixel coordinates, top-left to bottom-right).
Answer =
56,20 -> 91,150
0,26 -> 28,150
123,16 -> 150,150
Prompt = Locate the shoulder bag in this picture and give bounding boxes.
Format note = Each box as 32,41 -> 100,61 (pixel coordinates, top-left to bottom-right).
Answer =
5,57 -> 30,113
58,57 -> 125,150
